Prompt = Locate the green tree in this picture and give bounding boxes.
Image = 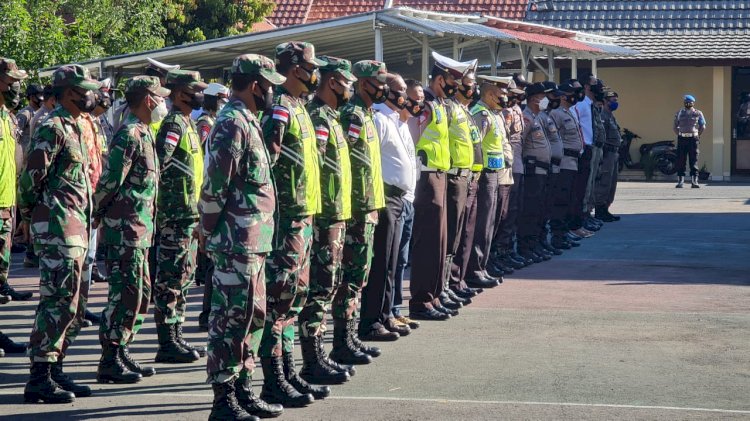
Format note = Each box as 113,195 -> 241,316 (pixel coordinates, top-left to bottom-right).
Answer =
164,0 -> 274,45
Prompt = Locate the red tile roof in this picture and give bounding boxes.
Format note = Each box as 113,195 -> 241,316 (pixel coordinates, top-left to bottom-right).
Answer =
251,19 -> 277,32
268,0 -> 313,27
307,0 -> 383,23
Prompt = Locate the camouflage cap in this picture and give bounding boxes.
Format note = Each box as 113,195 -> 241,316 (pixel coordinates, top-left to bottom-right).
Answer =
52,65 -> 101,90
318,55 -> 357,82
125,75 -> 171,97
231,54 -> 286,85
352,60 -> 387,83
275,41 -> 326,68
0,57 -> 28,80
165,69 -> 208,91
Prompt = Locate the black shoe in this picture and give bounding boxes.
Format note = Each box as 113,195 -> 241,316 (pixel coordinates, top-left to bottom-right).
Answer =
348,319 -> 381,357
605,209 -> 621,221
383,318 -> 412,336
551,237 -> 571,250
24,362 -> 76,404
90,266 -> 107,283
282,352 -> 330,400
465,276 -> 499,289
329,319 -> 372,365
584,221 -> 601,231
565,232 -> 582,242
542,241 -> 563,256
451,287 -> 477,299
438,293 -> 462,310
434,303 -> 458,317
359,324 -> 400,341
209,378 -> 259,421
501,255 -> 525,270
446,288 -> 471,306
198,311 -> 209,331
409,308 -> 450,321
0,331 -> 27,353
313,333 -> 355,376
486,263 -> 505,278
51,359 -> 92,397
119,345 -> 156,377
84,309 -> 101,325
299,335 -> 349,385
595,207 -> 617,222
97,345 -> 142,384
260,356 -> 314,408
155,324 -> 200,363
492,259 -> 514,275
11,243 -> 26,253
509,251 -> 530,266
236,376 -> 284,418
520,251 -> 542,264
0,294 -> 9,305
0,283 -> 32,301
175,322 -> 207,357
533,245 -> 552,260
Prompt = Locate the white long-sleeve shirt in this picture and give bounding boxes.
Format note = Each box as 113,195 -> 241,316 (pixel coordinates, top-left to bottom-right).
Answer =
574,96 -> 593,146
373,103 -> 418,202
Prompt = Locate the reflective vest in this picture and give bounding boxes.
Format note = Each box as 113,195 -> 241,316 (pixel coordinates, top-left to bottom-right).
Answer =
471,103 -> 505,170
176,123 -> 204,203
284,101 -> 321,215
448,101 -> 476,169
0,110 -> 16,207
311,104 -> 352,221
415,100 -> 450,171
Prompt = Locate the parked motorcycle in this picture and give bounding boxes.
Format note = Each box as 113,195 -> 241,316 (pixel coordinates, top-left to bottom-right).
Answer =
618,128 -> 678,175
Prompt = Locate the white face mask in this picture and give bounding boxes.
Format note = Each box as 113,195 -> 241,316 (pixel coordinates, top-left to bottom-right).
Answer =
539,97 -> 549,111
151,100 -> 169,123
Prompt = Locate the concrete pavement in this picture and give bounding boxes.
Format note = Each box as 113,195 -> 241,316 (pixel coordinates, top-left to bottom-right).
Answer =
1,181 -> 749,420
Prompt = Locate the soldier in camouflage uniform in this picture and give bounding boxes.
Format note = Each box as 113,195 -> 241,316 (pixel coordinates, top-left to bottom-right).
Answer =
330,60 -> 388,359
154,70 -> 209,363
18,64 -> 100,403
259,41 -> 324,407
95,76 -> 170,385
298,56 -> 359,384
199,54 -> 284,421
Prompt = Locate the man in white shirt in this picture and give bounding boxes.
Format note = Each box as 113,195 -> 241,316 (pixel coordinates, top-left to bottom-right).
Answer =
359,73 -> 418,340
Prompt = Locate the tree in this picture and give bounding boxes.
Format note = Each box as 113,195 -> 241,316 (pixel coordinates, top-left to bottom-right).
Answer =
164,0 -> 274,45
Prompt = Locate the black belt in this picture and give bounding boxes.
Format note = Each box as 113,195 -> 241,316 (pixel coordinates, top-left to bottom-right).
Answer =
384,183 -> 406,198
563,148 -> 580,158
593,141 -> 604,148
535,161 -> 550,170
551,157 -> 561,166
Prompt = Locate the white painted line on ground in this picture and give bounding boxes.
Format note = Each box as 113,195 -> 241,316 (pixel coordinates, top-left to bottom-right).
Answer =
170,394 -> 750,415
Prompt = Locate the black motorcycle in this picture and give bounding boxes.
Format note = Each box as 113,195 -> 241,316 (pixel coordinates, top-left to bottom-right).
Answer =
619,128 -> 678,175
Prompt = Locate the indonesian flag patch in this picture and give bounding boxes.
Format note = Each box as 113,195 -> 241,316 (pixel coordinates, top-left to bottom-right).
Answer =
315,126 -> 329,142
272,106 -> 289,124
348,123 -> 361,139
165,131 -> 180,147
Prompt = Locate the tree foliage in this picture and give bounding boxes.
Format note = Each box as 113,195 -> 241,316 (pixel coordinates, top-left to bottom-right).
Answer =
164,0 -> 275,45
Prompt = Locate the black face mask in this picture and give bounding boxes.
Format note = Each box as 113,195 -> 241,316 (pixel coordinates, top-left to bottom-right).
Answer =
254,86 -> 274,112
548,98 -> 561,110
457,84 -> 475,101
566,94 -> 578,105
97,93 -> 112,111
332,82 -> 351,108
75,90 -> 97,113
187,92 -> 204,110
577,90 -> 586,101
299,67 -> 320,93
684,102 -> 693,108
388,90 -> 407,110
498,95 -> 509,108
367,80 -> 389,104
2,81 -> 21,107
405,98 -> 424,117
442,78 -> 457,97
593,91 -> 606,102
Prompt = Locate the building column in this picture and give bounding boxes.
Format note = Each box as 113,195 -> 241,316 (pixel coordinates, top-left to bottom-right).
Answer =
375,28 -> 383,62
712,66 -> 726,180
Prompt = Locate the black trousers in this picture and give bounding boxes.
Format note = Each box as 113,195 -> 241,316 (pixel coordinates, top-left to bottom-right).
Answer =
409,172 -> 448,312
361,187 -> 405,331
444,173 -> 469,289
676,136 -> 700,176
451,172 -> 480,288
496,173 -> 523,251
551,169 -> 577,236
489,184 -> 512,256
517,173 -> 547,249
570,146 -> 592,230
466,170 -> 499,279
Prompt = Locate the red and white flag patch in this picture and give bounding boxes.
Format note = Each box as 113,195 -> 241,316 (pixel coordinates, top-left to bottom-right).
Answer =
315,126 -> 329,142
272,106 -> 289,124
348,123 -> 361,139
165,131 -> 180,147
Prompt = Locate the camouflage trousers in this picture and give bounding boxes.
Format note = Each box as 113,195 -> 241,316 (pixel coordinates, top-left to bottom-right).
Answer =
206,251 -> 267,384
0,208 -> 11,289
29,245 -> 86,362
99,246 -> 151,346
155,220 -> 198,325
332,210 -> 378,321
298,219 -> 346,339
259,215 -> 313,358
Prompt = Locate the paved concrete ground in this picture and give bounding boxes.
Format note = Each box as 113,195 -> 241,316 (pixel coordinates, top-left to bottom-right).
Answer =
1,181 -> 749,420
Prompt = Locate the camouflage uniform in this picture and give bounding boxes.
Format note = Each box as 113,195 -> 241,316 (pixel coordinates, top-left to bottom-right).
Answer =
200,55 -> 283,383
17,65 -> 99,362
154,70 -> 207,327
259,42 -> 323,358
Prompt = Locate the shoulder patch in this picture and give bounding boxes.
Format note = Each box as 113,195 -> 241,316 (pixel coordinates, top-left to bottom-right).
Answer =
165,131 -> 180,146
272,105 -> 289,124
348,122 -> 362,139
315,125 -> 329,142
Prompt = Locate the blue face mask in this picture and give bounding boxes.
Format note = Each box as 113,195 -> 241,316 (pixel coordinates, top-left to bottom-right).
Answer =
608,101 -> 619,111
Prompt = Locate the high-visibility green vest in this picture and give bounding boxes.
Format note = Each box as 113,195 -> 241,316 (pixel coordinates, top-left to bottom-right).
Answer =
178,124 -> 204,202
285,101 -> 321,215
448,101 -> 476,169
416,100 -> 450,171
150,120 -> 162,138
471,102 -> 506,170
0,110 -> 16,207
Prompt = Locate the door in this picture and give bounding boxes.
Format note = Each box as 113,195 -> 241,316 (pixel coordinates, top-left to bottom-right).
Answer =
731,67 -> 750,175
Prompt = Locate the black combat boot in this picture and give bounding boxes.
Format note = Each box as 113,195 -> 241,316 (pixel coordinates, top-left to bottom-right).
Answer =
208,377 -> 258,421
50,358 -> 92,397
299,335 -> 349,385
315,333 -> 355,376
329,318 -> 371,365
0,348 -> 5,357
235,376 -> 283,418
84,309 -> 101,325
24,362 -> 76,403
595,206 -> 617,222
97,344 -> 142,384
282,351 -> 330,399
691,175 -> 700,188
119,345 -> 156,377
676,176 -> 684,188
175,322 -> 207,357
260,356 -> 314,408
155,323 -> 200,363
347,318 -> 381,358
198,311 -> 209,331
0,331 -> 27,353
0,283 -> 32,300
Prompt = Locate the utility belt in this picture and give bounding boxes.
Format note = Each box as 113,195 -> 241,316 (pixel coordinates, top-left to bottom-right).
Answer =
563,148 -> 581,158
384,183 -> 406,198
447,167 -> 472,177
420,164 -> 445,174
551,157 -> 562,166
679,132 -> 697,138
524,156 -> 550,175
593,141 -> 604,148
602,144 -> 619,154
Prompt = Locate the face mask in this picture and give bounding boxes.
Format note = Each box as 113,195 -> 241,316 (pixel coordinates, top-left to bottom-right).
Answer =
405,98 -> 424,117
2,81 -> 21,106
684,102 -> 693,108
472,89 -> 481,103
442,78 -> 457,97
388,90 -> 407,110
548,98 -> 561,110
332,81 -> 351,108
499,95 -> 509,108
577,90 -> 585,101
254,85 -> 274,112
457,83 -> 475,101
150,98 -> 169,123
299,67 -> 320,93
609,101 -> 619,111
97,93 -> 112,111
566,94 -> 578,105
75,90 -> 97,113
539,97 -> 549,110
187,92 -> 204,110
594,91 -> 606,102
367,80 -> 389,104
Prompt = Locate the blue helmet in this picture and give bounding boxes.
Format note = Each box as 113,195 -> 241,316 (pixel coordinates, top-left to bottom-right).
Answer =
684,94 -> 696,102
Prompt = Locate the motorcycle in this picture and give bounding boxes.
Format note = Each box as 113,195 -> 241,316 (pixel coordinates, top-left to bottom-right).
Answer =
618,128 -> 678,175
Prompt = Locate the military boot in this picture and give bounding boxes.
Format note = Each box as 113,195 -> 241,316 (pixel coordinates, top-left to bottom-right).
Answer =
282,351 -> 330,399
84,309 -> 101,325
24,362 -> 76,404
676,176 -> 684,188
0,331 -> 27,353
315,333 -> 356,376
208,377 -> 258,421
175,322 -> 207,357
0,293 -> 9,305
235,376 -> 283,418
595,206 -> 617,222
97,344 -> 142,384
51,358 -> 92,397
0,283 -> 32,300
347,318 -> 381,358
299,335 -> 349,385
119,345 -> 156,377
0,348 -> 5,357
691,175 -> 700,188
260,356 -> 314,408
155,323 -> 200,363
329,318 -> 371,365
